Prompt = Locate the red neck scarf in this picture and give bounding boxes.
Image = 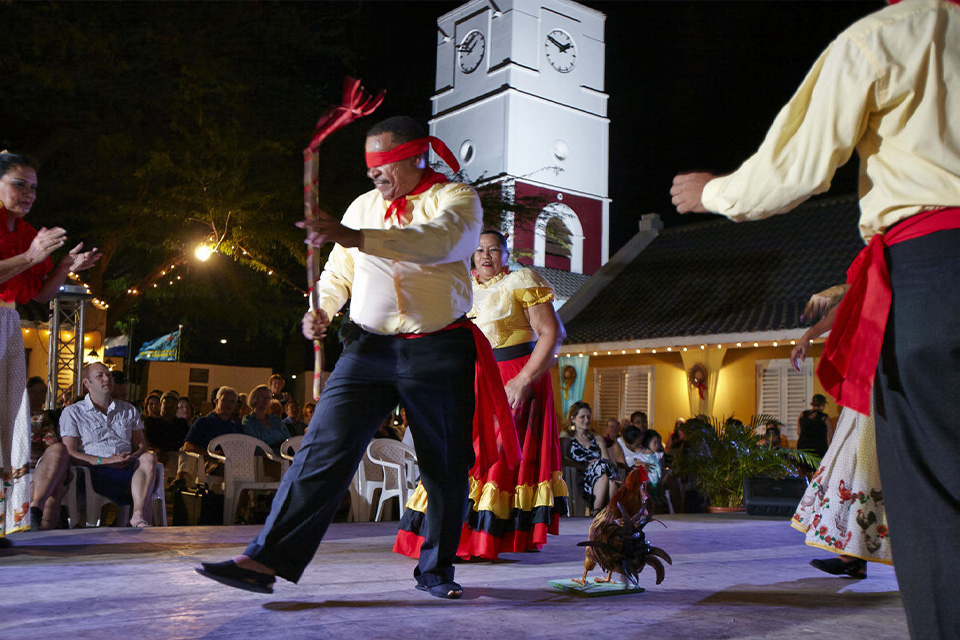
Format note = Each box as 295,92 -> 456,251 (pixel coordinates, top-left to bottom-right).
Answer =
818,207 -> 960,414
365,136 -> 461,225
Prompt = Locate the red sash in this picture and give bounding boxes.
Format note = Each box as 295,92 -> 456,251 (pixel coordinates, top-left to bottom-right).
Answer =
399,319 -> 521,474
818,207 -> 960,414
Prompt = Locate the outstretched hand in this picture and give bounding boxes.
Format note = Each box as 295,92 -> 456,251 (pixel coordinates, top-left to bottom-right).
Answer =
670,172 -> 716,214
62,242 -> 102,272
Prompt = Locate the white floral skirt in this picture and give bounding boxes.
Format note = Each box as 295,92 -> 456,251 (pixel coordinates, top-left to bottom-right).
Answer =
0,307 -> 31,536
791,406 -> 891,564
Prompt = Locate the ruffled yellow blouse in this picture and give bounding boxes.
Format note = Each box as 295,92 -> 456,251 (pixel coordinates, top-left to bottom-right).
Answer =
468,268 -> 554,349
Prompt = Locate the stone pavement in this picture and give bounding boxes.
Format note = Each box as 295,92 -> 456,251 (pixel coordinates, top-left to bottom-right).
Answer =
0,514 -> 907,640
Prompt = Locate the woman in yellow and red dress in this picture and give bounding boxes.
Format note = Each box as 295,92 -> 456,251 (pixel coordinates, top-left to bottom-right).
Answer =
395,229 -> 568,559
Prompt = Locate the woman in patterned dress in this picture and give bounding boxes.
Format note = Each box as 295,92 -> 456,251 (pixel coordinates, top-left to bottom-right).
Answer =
0,152 -> 100,542
566,401 -> 621,514
395,230 -> 568,559
790,296 -> 890,577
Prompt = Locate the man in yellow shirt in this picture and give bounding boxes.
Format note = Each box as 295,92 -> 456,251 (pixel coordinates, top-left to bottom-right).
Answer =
671,2 -> 959,637
197,116 -> 483,600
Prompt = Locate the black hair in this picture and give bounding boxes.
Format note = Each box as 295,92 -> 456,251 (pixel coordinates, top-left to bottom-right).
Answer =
367,116 -> 427,145
765,425 -> 782,437
0,151 -> 36,179
27,376 -> 46,389
630,410 -> 647,422
622,425 -> 643,446
480,229 -> 508,250
641,429 -> 661,450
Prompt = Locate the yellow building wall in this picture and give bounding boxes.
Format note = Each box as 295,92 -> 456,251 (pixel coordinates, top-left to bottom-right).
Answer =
551,343 -> 842,439
145,361 -> 272,408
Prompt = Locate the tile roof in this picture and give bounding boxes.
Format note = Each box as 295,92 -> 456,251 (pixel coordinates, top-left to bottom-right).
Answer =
528,265 -> 592,300
563,195 -> 865,345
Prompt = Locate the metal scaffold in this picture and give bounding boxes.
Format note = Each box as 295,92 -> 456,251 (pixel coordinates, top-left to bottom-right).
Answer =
45,285 -> 92,410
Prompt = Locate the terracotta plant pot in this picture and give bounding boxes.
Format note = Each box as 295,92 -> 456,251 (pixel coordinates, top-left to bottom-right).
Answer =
705,506 -> 745,513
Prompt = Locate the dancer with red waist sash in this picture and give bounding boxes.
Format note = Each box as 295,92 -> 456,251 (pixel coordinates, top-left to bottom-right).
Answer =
670,2 -> 960,637
195,116 -> 518,600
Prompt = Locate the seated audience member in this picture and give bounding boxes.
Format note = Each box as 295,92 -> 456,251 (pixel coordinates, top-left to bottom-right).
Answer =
174,386 -> 241,487
282,401 -> 307,437
177,397 -> 196,427
637,429 -> 668,513
566,401 -> 620,515
269,399 -> 284,419
302,402 -> 316,426
241,385 -> 291,455
110,370 -> 130,402
373,412 -> 402,440
614,425 -> 646,470
142,393 -> 161,419
636,430 -> 664,487
234,393 -> 252,422
143,391 -> 190,462
60,363 -> 158,527
267,373 -> 291,406
630,411 -> 649,435
26,377 -> 69,530
665,418 -> 686,453
602,417 -> 621,449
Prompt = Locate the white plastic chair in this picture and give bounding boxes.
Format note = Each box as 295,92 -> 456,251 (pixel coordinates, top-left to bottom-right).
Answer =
68,462 -> 167,527
207,434 -> 282,526
349,447 -> 387,522
279,436 -> 305,476
366,439 -> 419,522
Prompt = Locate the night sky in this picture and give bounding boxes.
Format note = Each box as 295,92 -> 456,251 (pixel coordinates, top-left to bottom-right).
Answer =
356,0 -> 883,253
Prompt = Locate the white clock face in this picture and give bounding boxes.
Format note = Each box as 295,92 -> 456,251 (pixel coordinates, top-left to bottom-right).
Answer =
545,29 -> 577,73
458,30 -> 485,74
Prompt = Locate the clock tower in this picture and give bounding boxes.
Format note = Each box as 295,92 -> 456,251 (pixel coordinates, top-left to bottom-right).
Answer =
431,0 -> 609,276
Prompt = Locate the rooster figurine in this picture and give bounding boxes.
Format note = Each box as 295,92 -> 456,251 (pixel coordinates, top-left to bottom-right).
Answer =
573,466 -> 672,587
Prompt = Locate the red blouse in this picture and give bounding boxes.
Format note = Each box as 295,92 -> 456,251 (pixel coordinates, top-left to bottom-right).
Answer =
0,207 -> 54,304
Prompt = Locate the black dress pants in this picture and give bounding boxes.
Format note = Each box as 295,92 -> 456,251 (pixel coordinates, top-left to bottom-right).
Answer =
244,326 -> 476,587
874,228 -> 960,640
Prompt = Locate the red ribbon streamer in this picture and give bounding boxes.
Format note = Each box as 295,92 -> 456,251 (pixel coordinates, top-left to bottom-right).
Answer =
399,319 -> 521,474
818,207 -> 960,414
365,136 -> 461,174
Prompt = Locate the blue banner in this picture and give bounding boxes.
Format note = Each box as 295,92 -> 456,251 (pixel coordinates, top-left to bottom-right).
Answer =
135,329 -> 181,362
103,334 -> 129,357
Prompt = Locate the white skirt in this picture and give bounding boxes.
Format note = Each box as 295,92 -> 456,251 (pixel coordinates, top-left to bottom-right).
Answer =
791,406 -> 891,564
0,307 -> 32,536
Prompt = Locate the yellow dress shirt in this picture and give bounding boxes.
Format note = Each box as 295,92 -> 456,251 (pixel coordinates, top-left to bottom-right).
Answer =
702,0 -> 960,241
316,181 -> 483,335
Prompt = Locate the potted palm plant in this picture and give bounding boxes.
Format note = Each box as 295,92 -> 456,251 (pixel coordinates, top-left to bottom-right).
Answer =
673,415 -> 820,511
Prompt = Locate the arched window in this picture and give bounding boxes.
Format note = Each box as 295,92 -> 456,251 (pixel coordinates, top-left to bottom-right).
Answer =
535,203 -> 584,273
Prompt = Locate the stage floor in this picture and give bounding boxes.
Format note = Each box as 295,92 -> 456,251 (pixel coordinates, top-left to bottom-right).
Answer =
0,514 -> 906,640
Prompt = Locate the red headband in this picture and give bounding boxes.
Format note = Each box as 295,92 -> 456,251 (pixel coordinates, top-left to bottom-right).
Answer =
365,136 -> 461,173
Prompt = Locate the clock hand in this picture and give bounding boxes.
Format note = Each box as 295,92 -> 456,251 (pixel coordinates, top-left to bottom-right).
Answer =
559,42 -> 573,53
547,35 -> 564,50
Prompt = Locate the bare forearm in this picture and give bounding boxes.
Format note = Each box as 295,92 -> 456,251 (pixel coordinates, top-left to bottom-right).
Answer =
32,261 -> 71,304
0,253 -> 35,286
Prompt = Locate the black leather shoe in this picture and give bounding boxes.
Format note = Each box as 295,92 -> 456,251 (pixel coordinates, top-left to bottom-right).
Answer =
195,560 -> 275,593
810,557 -> 867,578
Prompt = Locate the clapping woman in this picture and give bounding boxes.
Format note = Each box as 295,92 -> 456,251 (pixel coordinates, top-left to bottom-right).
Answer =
1,152 -> 100,541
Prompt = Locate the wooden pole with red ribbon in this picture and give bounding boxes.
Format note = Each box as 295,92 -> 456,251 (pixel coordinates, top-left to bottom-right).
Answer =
303,78 -> 385,400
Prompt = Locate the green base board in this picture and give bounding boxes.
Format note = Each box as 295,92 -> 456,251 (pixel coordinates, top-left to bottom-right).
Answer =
548,578 -> 645,597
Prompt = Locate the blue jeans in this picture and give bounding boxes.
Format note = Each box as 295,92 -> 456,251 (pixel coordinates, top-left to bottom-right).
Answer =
245,325 -> 476,586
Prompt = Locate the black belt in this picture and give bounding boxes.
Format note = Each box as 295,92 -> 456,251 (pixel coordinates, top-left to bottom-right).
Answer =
493,341 -> 536,362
